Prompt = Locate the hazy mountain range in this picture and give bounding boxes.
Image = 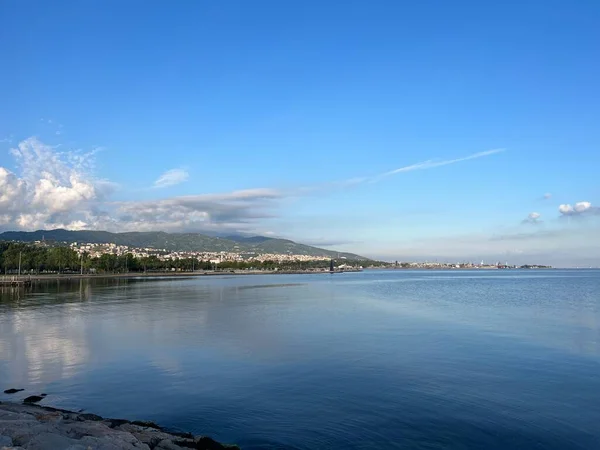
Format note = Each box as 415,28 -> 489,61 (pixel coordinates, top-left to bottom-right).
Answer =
0,229 -> 367,260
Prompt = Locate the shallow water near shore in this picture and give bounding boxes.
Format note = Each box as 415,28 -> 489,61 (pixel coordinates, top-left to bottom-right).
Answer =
1,270 -> 600,449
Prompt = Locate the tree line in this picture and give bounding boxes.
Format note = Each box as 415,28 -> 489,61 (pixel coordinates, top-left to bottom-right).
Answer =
0,242 -> 367,274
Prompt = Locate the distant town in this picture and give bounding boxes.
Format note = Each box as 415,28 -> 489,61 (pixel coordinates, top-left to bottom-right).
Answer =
67,241 -> 333,264
63,241 -> 551,270
0,238 -> 552,278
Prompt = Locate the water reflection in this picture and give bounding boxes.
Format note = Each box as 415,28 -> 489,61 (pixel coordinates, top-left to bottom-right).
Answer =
0,277 -> 319,389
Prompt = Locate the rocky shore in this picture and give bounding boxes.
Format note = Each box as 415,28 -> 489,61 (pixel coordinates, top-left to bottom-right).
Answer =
0,401 -> 239,450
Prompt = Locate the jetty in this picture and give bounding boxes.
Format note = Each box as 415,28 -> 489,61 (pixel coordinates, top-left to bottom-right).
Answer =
0,276 -> 32,287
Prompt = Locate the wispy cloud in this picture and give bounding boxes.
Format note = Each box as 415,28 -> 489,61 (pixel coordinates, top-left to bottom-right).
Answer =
153,168 -> 189,188
543,193 -> 552,200
369,149 -> 505,183
293,148 -> 505,195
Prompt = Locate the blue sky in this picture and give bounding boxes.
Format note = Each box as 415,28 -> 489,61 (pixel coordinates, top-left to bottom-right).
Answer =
1,0 -> 599,266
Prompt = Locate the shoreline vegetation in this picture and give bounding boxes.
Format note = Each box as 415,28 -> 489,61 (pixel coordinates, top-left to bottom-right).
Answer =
0,400 -> 239,449
0,241 -> 367,277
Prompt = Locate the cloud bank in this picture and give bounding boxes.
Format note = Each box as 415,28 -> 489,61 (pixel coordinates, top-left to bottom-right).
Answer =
112,188 -> 280,232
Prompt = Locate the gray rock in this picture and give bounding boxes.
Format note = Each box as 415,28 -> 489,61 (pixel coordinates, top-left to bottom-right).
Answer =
114,424 -> 144,434
62,420 -> 114,439
33,411 -> 62,424
79,429 -> 146,448
0,408 -> 39,421
3,422 -> 57,446
22,432 -> 83,450
155,440 -> 184,450
77,413 -> 103,422
22,397 -> 44,405
79,434 -> 150,449
3,389 -> 24,394
192,436 -> 241,450
0,403 -> 236,450
135,431 -> 181,448
130,421 -> 160,430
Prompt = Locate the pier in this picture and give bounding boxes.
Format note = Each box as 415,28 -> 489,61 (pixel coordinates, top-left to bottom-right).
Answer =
0,276 -> 32,287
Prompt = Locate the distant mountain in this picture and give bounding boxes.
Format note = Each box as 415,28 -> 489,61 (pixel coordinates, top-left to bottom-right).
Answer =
223,235 -> 274,244
0,229 -> 368,260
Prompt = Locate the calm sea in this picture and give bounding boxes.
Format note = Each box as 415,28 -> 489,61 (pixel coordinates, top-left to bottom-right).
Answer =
1,270 -> 599,449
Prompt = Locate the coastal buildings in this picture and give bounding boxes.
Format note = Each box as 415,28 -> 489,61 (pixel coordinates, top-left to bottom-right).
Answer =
67,241 -> 332,264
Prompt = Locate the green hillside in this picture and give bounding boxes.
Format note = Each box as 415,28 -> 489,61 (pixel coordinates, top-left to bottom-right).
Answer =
0,229 -> 367,260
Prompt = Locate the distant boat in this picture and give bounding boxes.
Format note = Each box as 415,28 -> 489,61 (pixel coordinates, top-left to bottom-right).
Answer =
329,259 -> 335,273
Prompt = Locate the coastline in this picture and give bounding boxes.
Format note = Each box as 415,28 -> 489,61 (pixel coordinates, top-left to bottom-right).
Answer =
0,269 -> 362,284
1,266 -> 570,286
0,401 -> 239,450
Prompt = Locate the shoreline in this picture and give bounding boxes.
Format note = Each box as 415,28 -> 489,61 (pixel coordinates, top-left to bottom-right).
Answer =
0,269 -> 362,284
1,266 -> 571,286
0,400 -> 239,449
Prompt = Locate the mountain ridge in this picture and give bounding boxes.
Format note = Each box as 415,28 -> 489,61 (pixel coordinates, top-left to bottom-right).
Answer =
0,229 -> 367,260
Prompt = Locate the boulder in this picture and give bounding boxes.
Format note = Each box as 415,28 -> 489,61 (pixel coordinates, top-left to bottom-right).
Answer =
155,440 -> 185,450
3,389 -> 24,394
21,432 -> 84,450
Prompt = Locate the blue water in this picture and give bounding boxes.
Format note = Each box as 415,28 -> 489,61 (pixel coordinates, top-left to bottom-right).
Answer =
1,270 -> 599,449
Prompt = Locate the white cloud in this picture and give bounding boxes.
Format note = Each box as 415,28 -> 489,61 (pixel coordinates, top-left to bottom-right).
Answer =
153,168 -> 189,188
522,212 -> 541,224
559,204 -> 573,214
0,137 -> 105,230
543,193 -> 552,200
559,201 -> 599,217
0,167 -> 26,212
